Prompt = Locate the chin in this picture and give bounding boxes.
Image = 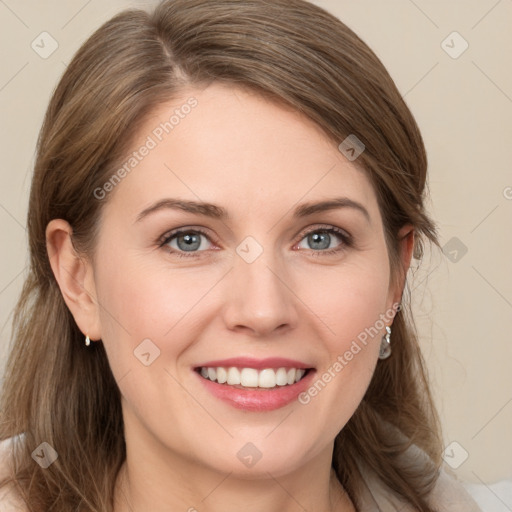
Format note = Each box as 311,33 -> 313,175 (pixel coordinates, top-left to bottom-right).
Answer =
192,433 -> 322,479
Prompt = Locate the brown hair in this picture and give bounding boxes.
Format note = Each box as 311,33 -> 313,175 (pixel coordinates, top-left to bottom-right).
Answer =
0,0 -> 442,510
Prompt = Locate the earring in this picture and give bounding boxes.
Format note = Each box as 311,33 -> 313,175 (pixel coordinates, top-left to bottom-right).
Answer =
378,325 -> 392,359
85,335 -> 91,347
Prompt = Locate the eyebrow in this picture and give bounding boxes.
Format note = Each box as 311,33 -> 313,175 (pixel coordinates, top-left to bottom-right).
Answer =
135,197 -> 370,223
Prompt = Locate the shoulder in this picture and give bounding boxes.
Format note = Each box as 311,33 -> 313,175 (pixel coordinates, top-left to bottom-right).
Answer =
428,465 -> 484,511
356,440 -> 484,511
0,437 -> 29,512
462,479 -> 512,512
404,442 -> 483,511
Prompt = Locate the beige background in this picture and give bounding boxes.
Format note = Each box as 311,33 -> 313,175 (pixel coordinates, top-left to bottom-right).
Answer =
1,0 -> 511,489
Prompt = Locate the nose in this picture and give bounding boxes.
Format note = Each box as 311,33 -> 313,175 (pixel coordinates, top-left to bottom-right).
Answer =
222,248 -> 299,337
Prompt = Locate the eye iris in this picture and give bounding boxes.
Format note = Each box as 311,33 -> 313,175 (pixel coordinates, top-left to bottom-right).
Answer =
171,230 -> 337,253
177,233 -> 201,251
309,231 -> 330,250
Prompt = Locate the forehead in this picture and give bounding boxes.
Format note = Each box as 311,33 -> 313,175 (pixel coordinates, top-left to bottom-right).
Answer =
102,82 -> 379,223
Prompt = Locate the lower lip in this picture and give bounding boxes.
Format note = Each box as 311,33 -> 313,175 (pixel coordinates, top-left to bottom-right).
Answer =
195,370 -> 316,412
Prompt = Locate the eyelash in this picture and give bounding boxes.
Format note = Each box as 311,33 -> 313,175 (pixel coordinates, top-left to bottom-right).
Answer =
158,225 -> 353,259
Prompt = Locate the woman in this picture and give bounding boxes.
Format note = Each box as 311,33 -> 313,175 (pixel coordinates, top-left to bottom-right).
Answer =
0,0 -> 483,510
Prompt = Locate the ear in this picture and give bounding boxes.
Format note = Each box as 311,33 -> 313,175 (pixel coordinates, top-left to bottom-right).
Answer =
46,219 -> 102,341
389,224 -> 415,307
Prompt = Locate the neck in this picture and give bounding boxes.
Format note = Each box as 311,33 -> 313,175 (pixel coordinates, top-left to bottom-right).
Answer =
114,423 -> 354,512
115,465 -> 352,512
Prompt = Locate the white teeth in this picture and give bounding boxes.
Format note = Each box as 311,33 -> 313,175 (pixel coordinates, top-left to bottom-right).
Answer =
258,369 -> 276,388
275,368 -> 288,386
199,366 -> 309,388
227,367 -> 241,385
216,367 -> 227,384
240,368 -> 259,387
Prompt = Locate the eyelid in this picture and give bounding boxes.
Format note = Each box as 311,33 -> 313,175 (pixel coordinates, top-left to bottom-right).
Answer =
158,226 -> 217,248
294,223 -> 352,245
158,223 -> 353,257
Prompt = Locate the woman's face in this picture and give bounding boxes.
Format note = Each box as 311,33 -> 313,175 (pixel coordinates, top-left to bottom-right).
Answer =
87,83 -> 405,478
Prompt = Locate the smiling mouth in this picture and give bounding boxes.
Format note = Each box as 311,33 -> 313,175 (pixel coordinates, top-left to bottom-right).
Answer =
195,366 -> 313,390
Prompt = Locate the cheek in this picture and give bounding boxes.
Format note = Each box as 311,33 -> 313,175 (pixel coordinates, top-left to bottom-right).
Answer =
296,252 -> 391,418
93,248 -> 225,363
307,256 -> 391,348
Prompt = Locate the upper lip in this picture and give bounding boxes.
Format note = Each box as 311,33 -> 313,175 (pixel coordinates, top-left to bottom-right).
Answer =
195,357 -> 314,370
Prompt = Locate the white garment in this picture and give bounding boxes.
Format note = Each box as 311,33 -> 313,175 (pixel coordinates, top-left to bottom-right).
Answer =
0,437 -> 25,511
357,461 -> 483,511
463,480 -> 512,512
0,436 -> 504,511
354,438 -> 484,511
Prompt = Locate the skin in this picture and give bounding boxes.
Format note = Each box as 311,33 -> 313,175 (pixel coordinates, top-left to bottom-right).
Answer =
47,82 -> 414,512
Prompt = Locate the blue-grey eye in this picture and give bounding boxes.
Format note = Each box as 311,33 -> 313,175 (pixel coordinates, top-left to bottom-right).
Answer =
297,230 -> 343,251
165,231 -> 210,252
